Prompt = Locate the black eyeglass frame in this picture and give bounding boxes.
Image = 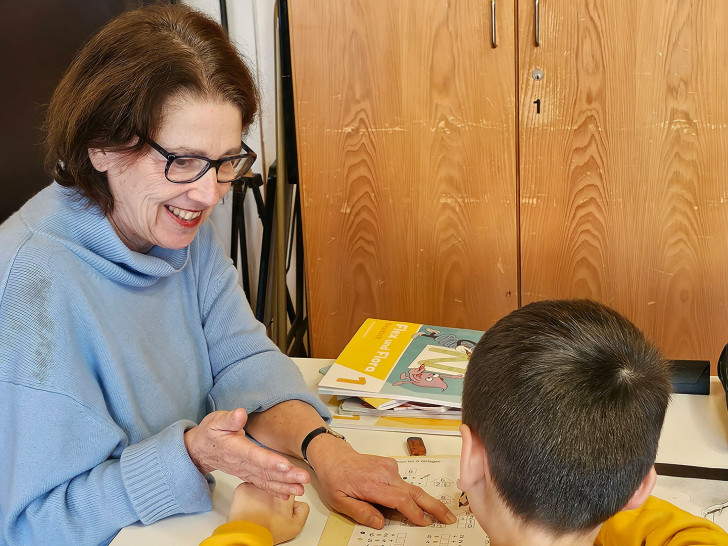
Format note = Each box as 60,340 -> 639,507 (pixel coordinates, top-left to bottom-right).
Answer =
146,137 -> 257,184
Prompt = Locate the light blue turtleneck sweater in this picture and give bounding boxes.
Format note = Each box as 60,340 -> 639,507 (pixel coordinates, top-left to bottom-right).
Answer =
0,183 -> 329,545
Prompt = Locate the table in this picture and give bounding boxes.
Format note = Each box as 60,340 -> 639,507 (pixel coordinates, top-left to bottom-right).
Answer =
112,358 -> 728,545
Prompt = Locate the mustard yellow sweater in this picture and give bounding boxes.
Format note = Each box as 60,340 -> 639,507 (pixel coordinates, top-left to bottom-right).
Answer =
596,496 -> 728,546
199,521 -> 273,546
201,496 -> 728,546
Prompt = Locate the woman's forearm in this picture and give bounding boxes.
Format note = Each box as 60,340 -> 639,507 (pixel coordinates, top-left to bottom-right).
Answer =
245,400 -> 331,459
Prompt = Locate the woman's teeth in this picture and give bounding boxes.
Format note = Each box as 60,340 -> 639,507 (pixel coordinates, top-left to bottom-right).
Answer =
167,206 -> 202,220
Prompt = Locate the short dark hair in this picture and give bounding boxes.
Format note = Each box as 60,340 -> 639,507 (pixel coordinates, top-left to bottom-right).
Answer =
462,299 -> 671,533
44,4 -> 259,214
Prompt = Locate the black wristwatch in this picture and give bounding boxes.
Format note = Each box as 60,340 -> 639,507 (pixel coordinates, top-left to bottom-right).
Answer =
300,426 -> 346,468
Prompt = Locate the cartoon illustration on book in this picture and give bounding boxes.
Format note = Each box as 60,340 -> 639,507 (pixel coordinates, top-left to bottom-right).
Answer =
391,348 -> 467,391
391,331 -> 474,390
411,328 -> 477,356
392,363 -> 462,390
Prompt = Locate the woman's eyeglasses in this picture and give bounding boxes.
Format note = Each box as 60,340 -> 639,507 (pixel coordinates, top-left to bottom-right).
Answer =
146,138 -> 257,184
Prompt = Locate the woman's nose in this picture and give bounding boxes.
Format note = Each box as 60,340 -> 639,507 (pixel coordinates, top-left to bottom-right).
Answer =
188,167 -> 226,206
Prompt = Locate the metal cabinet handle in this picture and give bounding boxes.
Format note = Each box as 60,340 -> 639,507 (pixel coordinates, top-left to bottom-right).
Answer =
535,0 -> 540,46
491,0 -> 497,48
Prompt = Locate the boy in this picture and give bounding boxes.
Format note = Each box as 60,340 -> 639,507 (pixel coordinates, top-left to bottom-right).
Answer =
206,299 -> 728,545
459,299 -> 727,545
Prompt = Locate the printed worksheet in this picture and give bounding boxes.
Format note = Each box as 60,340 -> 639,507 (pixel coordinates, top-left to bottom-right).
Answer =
653,474 -> 728,530
318,457 -> 490,546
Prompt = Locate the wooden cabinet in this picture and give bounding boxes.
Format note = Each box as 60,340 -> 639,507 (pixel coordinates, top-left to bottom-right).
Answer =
289,0 -> 728,368
519,0 -> 728,370
288,0 -> 519,357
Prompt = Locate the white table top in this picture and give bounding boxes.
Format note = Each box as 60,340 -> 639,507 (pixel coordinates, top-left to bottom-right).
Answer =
112,358 -> 728,545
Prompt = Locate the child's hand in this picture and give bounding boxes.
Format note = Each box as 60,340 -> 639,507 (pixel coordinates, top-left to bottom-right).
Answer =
228,482 -> 310,544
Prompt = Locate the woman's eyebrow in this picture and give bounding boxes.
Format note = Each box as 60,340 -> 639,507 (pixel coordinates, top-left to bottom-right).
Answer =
168,144 -> 242,157
221,145 -> 243,156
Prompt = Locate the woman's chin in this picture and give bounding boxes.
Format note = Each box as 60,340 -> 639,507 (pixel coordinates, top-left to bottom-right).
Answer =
155,231 -> 198,250
165,239 -> 195,250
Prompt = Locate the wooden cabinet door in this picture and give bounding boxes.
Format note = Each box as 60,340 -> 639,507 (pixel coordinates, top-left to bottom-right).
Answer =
519,0 -> 728,369
289,0 -> 518,357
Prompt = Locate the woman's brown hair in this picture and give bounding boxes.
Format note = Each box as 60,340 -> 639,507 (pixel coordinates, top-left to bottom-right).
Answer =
44,3 -> 259,214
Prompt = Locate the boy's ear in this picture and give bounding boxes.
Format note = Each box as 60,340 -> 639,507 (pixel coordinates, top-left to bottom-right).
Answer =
459,424 -> 486,491
621,466 -> 657,511
88,148 -> 111,173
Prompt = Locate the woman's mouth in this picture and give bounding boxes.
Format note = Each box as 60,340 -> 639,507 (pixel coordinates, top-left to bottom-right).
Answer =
165,205 -> 203,226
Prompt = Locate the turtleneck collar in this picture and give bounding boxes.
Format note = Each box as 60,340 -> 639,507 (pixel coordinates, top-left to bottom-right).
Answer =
19,183 -> 190,287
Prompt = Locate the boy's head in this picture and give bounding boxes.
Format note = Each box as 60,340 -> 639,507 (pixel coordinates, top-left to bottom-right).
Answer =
460,300 -> 671,542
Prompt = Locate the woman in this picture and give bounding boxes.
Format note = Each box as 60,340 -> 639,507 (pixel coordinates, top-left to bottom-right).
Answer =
0,5 -> 454,545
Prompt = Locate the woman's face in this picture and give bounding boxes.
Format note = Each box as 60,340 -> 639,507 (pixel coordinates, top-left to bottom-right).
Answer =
90,95 -> 243,253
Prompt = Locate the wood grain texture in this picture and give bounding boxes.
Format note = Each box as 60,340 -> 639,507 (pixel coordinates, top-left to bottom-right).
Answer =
519,0 -> 728,371
289,0 -> 518,357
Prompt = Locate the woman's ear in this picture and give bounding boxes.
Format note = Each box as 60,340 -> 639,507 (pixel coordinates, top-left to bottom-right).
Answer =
621,466 -> 657,511
88,148 -> 111,173
459,424 -> 486,492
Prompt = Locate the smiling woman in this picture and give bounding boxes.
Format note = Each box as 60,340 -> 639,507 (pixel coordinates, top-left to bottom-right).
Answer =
88,96 -> 244,253
0,4 -> 454,546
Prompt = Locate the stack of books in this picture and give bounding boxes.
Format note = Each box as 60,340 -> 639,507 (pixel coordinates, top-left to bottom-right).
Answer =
317,319 -> 484,436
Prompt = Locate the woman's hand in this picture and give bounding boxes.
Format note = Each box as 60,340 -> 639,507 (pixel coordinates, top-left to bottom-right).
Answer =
228,482 -> 310,544
306,434 -> 457,529
184,408 -> 310,498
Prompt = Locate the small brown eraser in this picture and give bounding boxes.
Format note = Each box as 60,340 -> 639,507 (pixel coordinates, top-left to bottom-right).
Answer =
406,436 -> 427,456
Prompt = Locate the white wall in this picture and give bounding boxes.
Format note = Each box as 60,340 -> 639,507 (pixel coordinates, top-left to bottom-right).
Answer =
183,0 -> 280,315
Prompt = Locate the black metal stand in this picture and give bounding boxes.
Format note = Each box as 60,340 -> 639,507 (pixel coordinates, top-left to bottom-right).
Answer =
229,162 -> 309,356
285,188 -> 308,356
230,174 -> 264,304
227,0 -> 309,356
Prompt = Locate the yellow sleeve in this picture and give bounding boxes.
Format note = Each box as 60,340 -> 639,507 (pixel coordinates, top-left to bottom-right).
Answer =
199,521 -> 274,546
595,495 -> 728,546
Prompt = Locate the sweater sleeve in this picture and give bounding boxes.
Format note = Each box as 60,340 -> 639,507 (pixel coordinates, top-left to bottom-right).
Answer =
194,226 -> 330,420
595,495 -> 728,546
199,521 -> 273,546
0,382 -> 213,545
0,248 -> 212,545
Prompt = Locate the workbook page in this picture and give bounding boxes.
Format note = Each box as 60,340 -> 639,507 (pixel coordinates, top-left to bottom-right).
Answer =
318,457 -> 490,546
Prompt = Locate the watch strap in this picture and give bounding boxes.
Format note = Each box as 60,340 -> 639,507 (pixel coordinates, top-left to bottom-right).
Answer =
300,426 -> 345,468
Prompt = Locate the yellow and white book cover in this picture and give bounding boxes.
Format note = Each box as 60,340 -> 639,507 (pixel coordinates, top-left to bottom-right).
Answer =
318,319 -> 483,408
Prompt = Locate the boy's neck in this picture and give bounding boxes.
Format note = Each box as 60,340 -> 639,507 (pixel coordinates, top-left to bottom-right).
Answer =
490,526 -> 599,546
481,488 -> 600,546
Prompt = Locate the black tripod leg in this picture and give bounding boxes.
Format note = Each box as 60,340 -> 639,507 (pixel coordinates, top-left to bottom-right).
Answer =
239,198 -> 251,302
230,185 -> 241,269
284,188 -> 308,356
256,164 -> 277,323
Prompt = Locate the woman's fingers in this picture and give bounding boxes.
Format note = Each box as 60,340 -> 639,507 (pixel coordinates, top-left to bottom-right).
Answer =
330,481 -> 455,529
232,438 -> 310,492
185,409 -> 310,495
215,407 -> 248,432
313,446 -> 457,529
331,494 -> 386,529
399,483 -> 457,525
240,470 -> 305,497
